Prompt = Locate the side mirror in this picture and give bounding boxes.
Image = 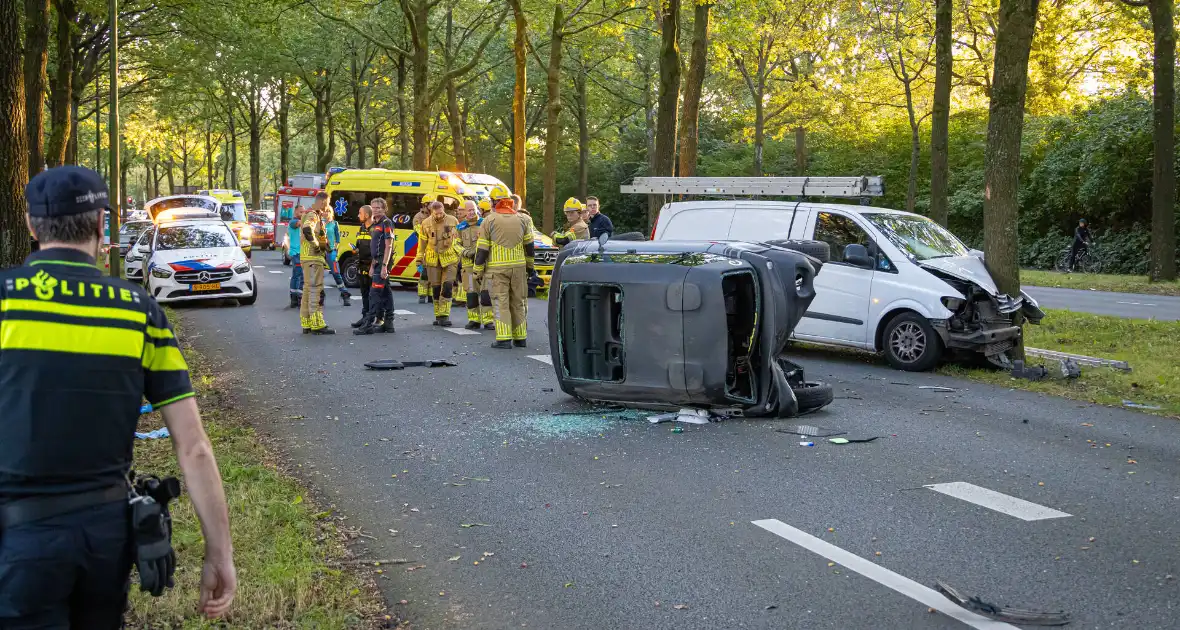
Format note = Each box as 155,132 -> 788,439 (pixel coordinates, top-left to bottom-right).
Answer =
968,248 -> 985,260
843,243 -> 874,269
597,232 -> 609,253
137,244 -> 150,255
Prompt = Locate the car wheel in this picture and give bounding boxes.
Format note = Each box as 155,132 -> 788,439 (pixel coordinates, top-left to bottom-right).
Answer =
239,277 -> 258,306
792,381 -> 834,412
883,312 -> 943,372
342,257 -> 360,288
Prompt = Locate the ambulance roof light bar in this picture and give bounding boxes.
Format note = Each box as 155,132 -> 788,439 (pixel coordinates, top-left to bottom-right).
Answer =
620,176 -> 885,198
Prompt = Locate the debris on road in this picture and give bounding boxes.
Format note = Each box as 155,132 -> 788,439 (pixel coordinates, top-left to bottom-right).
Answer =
1011,360 -> 1049,381
776,425 -> 847,438
460,522 -> 491,528
364,359 -> 458,370
648,408 -> 716,425
1122,400 -> 1163,410
799,441 -> 815,447
1026,346 -> 1131,372
673,604 -> 689,610
918,386 -> 957,392
935,580 -> 1070,626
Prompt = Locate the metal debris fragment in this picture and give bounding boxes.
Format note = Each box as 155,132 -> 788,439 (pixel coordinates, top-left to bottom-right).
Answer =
935,580 -> 1070,626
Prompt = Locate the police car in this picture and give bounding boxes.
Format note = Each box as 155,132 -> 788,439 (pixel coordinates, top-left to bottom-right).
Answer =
124,227 -> 154,284
142,218 -> 257,305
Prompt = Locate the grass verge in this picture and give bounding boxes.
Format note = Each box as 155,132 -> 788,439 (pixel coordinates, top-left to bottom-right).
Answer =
940,309 -> 1180,418
126,315 -> 389,628
1022,269 -> 1180,296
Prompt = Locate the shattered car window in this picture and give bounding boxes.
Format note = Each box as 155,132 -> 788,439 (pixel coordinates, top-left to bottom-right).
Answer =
864,213 -> 968,261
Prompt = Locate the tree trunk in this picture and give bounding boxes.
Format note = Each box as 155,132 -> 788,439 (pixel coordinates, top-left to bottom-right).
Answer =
24,0 -> 51,176
982,0 -> 1039,359
314,82 -> 334,173
66,86 -> 79,164
143,154 -> 151,200
249,87 -> 262,211
410,3 -> 431,170
181,138 -> 189,189
344,137 -> 354,166
1146,0 -> 1176,281
397,54 -> 409,169
46,0 -> 76,167
205,124 -> 214,190
1,0 -> 29,267
541,6 -> 564,235
643,54 -> 658,228
278,79 -> 290,184
351,54 -> 366,169
752,91 -> 764,177
510,0 -> 528,202
904,77 -> 920,212
222,134 -> 229,186
228,110 -> 238,189
166,155 -> 175,194
677,0 -> 709,177
94,88 -> 102,176
575,68 -> 589,199
445,79 -> 465,170
794,127 -> 806,175
929,0 -> 953,226
653,0 -> 680,185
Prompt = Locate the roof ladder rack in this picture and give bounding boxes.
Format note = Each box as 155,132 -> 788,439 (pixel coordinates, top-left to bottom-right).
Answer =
620,176 -> 885,198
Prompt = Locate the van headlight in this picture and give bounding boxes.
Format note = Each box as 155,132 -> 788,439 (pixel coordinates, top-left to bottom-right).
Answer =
239,226 -> 253,239
151,266 -> 172,279
234,262 -> 251,274
941,296 -> 965,311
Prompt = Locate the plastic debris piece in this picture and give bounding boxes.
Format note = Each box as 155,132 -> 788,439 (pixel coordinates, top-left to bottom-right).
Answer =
460,523 -> 491,528
829,438 -> 850,444
134,427 -> 170,440
799,441 -> 815,447
935,580 -> 1070,626
139,403 -> 153,415
1058,359 -> 1081,379
918,386 -> 957,392
1011,360 -> 1048,381
776,425 -> 847,438
365,359 -> 458,370
1122,400 -> 1162,410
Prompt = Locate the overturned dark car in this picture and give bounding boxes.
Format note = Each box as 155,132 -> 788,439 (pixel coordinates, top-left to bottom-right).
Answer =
546,237 -> 835,417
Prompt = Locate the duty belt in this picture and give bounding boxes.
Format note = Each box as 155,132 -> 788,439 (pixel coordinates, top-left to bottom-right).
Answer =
0,485 -> 127,528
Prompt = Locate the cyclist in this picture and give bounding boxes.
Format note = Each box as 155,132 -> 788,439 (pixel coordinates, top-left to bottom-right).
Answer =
1067,218 -> 1091,272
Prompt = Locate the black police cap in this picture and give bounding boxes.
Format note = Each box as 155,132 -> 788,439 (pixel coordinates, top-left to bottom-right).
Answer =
25,166 -> 110,218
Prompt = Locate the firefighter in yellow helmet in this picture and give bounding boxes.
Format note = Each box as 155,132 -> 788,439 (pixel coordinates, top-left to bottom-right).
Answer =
553,197 -> 589,245
413,196 -> 433,304
475,196 -> 533,349
457,200 -> 491,329
417,199 -> 460,326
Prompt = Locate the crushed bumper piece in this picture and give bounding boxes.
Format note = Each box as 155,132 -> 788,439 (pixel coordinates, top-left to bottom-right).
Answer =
935,580 -> 1070,626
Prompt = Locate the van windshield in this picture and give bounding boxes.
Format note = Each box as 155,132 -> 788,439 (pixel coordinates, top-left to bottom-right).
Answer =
863,213 -> 968,261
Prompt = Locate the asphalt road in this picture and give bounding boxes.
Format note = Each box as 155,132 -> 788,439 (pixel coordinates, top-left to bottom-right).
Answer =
1022,286 -> 1180,321
176,250 -> 1180,630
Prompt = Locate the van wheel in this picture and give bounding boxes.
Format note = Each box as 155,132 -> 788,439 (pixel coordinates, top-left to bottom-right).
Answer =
792,381 -> 834,412
883,313 -> 942,372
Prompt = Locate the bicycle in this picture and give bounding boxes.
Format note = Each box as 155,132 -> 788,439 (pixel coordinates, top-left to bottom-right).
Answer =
1054,242 -> 1098,273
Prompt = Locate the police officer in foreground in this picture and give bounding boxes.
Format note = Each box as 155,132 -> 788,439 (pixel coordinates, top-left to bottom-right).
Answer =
0,166 -> 236,626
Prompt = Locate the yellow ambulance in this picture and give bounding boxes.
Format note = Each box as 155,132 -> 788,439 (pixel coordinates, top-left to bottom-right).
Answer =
323,169 -> 557,292
197,189 -> 254,258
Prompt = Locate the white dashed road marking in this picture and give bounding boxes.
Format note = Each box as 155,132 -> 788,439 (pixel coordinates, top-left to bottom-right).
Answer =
268,270 -> 284,274
924,482 -> 1071,521
445,328 -> 481,335
253,265 -> 266,268
528,354 -> 553,365
1116,301 -> 1157,307
393,309 -> 417,315
752,519 -> 1018,630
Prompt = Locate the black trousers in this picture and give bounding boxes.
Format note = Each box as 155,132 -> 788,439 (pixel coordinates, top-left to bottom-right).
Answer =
358,267 -> 372,317
368,263 -> 394,318
0,501 -> 131,629
1068,241 -> 1087,270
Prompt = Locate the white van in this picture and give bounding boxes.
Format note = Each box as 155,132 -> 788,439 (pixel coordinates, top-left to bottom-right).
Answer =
650,197 -> 1045,371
